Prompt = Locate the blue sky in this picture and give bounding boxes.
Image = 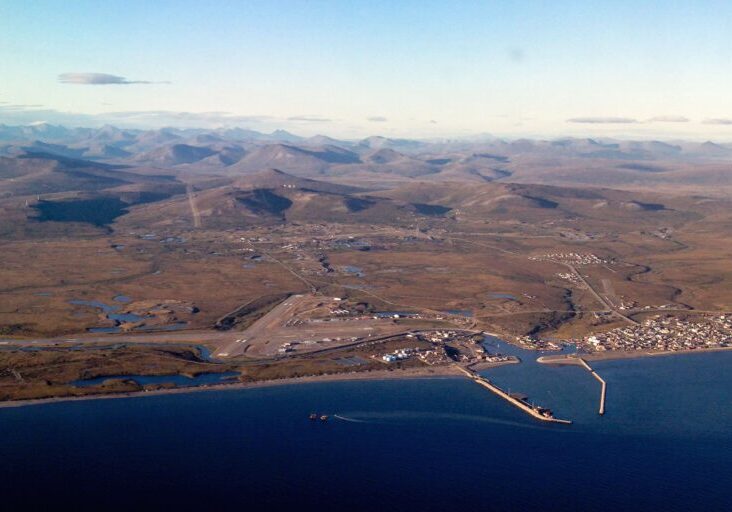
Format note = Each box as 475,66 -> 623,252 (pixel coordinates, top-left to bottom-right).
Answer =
2,0 -> 732,139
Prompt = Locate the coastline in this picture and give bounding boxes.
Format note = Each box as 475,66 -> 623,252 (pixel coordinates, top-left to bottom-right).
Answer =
537,345 -> 732,365
0,365 -> 466,410
4,346 -> 730,410
467,356 -> 520,371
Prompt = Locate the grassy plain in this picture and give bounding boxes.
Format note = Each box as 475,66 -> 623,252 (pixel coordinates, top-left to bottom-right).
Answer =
2,161 -> 732,402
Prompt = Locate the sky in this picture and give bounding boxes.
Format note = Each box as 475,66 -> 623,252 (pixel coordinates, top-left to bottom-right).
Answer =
2,0 -> 732,140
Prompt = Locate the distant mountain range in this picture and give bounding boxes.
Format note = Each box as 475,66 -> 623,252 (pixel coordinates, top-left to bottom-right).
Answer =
1,123 -> 731,202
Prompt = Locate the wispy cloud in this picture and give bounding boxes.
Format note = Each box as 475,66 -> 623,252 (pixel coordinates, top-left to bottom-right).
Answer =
0,105 -> 93,125
287,115 -> 332,122
58,73 -> 168,85
367,116 -> 388,122
0,103 -> 45,110
647,115 -> 690,123
702,118 -> 732,125
104,110 -> 271,124
567,117 -> 638,124
0,106 -> 270,128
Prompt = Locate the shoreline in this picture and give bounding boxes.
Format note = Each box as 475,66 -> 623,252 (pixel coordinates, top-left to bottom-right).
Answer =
0,365 -> 465,410
467,356 -> 520,371
3,346 -> 730,410
537,345 -> 732,365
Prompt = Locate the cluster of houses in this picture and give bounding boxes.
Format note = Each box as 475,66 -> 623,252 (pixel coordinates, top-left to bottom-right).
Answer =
416,347 -> 452,365
555,271 -> 583,285
582,315 -> 732,352
516,336 -> 563,351
530,252 -> 610,265
377,330 -> 509,366
381,347 -> 418,362
420,330 -> 461,342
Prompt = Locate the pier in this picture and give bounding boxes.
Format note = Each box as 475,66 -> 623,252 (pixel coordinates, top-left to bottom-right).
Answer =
456,366 -> 572,424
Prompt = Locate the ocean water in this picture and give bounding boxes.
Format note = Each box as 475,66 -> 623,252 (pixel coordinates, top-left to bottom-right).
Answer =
0,351 -> 730,511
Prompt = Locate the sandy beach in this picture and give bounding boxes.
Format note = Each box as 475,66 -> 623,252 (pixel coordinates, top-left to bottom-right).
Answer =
537,346 -> 732,365
0,365 -> 466,409
3,347 -> 729,410
467,357 -> 520,371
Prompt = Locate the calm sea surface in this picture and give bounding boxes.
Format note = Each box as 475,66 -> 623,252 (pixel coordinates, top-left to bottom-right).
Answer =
1,346 -> 730,511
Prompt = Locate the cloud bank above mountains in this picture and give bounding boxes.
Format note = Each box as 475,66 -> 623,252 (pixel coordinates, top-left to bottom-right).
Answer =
1,98 -> 731,140
703,118 -> 732,125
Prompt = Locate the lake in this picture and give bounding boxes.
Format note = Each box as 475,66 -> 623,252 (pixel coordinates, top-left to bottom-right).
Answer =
72,371 -> 239,388
70,298 -> 187,333
0,350 -> 730,510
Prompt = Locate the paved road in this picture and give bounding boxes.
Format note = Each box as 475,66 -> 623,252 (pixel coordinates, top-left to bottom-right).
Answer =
1,329 -> 241,347
562,263 -> 638,325
186,184 -> 202,228
213,294 -> 309,358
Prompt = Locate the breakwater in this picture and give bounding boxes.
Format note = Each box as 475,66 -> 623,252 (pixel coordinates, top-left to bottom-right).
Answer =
578,358 -> 607,415
537,355 -> 607,415
456,365 -> 572,424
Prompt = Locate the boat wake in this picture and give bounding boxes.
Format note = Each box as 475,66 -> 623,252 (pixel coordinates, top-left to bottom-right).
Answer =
333,411 -> 567,431
333,414 -> 371,423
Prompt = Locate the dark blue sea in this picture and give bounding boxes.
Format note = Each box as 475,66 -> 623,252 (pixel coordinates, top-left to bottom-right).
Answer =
1,346 -> 730,511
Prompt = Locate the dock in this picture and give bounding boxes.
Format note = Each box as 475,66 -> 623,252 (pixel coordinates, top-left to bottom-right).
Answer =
455,366 -> 572,424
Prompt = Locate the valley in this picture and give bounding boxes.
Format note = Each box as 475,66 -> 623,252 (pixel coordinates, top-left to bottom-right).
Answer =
1,125 -> 731,402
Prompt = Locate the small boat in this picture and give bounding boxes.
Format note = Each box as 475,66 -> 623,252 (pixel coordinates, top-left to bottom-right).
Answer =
319,415 -> 329,422
308,413 -> 318,420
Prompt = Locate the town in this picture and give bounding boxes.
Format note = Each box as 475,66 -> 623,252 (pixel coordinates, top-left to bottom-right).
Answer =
582,315 -> 732,352
377,330 -> 515,367
529,252 -> 612,265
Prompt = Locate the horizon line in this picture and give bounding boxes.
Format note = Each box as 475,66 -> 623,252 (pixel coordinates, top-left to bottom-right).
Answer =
2,121 -> 732,145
